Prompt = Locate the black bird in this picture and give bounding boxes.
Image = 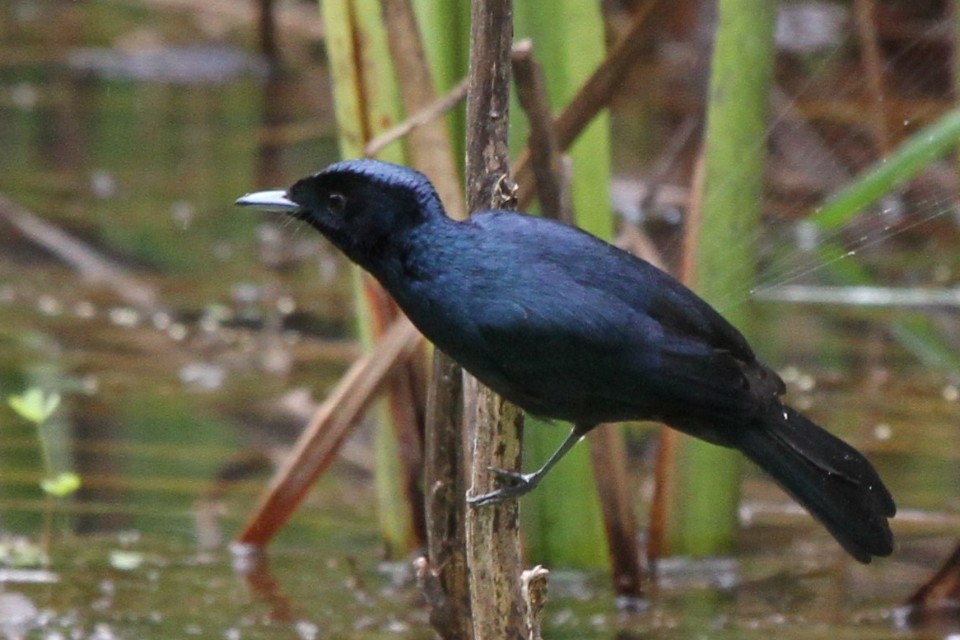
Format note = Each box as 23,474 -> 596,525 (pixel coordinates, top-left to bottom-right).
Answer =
237,159 -> 895,563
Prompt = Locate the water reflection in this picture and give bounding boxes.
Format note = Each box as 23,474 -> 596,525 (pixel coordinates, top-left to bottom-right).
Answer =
0,0 -> 346,550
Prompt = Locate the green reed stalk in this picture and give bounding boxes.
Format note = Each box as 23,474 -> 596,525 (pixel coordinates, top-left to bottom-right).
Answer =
665,0 -> 777,557
511,0 -> 611,568
320,0 -> 415,556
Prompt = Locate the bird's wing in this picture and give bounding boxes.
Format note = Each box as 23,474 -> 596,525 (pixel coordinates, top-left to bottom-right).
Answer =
460,212 -> 780,421
469,276 -> 759,422
471,211 -> 759,362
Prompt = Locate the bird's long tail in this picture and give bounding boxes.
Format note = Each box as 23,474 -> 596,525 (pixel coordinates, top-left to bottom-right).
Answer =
731,406 -> 895,563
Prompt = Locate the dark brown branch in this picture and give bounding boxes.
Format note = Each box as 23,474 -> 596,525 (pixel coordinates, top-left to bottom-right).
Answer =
423,352 -> 472,640
465,1 -> 515,212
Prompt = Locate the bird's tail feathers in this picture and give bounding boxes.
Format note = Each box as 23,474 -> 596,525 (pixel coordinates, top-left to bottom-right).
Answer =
733,406 -> 895,563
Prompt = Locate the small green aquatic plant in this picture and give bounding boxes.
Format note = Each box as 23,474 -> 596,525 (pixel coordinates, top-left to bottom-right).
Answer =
7,387 -> 81,564
39,472 -> 81,498
8,387 -> 60,425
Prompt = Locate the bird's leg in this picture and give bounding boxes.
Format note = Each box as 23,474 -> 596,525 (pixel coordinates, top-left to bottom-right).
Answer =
468,425 -> 587,506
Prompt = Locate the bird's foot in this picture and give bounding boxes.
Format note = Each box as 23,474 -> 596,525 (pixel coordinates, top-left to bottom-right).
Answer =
467,467 -> 539,506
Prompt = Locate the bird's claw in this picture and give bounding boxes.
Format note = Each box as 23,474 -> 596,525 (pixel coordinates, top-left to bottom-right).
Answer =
467,466 -> 538,506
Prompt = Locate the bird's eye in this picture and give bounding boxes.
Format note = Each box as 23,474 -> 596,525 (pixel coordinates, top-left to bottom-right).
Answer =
327,192 -> 347,214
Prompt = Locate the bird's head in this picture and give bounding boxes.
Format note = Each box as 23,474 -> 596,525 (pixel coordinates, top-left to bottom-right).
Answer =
236,159 -> 445,268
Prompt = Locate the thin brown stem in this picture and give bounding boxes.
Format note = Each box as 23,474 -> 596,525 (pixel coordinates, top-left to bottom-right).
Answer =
587,427 -> 644,599
511,39 -> 571,222
364,78 -> 469,162
853,0 -> 891,154
649,147 -> 705,566
512,38 -> 643,596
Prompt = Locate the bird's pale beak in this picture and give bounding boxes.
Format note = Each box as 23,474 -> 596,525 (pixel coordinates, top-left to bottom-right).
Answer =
234,190 -> 299,212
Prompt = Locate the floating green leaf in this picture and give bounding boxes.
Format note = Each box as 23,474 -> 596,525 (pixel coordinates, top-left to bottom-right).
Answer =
7,389 -> 61,424
40,472 -> 81,497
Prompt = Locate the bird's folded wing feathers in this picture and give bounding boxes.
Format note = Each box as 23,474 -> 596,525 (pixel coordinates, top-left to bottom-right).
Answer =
472,295 -> 757,417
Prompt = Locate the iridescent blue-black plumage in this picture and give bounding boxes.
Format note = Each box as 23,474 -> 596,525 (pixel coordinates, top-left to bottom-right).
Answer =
237,159 -> 895,563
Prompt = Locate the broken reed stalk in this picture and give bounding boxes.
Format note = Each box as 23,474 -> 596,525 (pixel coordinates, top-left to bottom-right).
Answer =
236,317 -> 423,545
521,565 -> 550,640
463,0 -> 530,638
